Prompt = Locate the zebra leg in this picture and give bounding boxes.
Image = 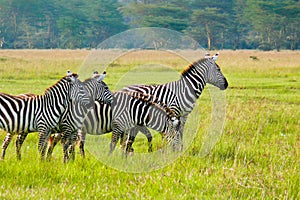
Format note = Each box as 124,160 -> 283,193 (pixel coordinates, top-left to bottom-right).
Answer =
38,131 -> 50,160
61,130 -> 77,163
16,133 -> 28,160
78,130 -> 86,158
122,128 -> 138,154
62,139 -> 70,163
68,131 -> 78,162
63,143 -> 68,163
61,133 -> 72,163
1,133 -> 13,160
124,131 -> 136,156
46,133 -> 61,161
110,124 -> 122,154
67,143 -> 75,162
138,126 -> 153,152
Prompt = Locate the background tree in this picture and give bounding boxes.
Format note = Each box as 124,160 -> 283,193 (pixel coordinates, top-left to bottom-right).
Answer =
243,0 -> 300,50
0,0 -> 299,50
186,0 -> 231,50
85,0 -> 128,48
120,0 -> 190,32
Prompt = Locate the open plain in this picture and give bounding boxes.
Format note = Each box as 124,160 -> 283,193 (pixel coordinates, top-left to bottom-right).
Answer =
0,49 -> 299,199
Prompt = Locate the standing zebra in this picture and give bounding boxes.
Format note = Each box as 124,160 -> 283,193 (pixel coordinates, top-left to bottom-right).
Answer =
46,77 -> 153,159
110,91 -> 181,154
0,71 -> 93,160
47,71 -> 113,162
121,53 -> 228,152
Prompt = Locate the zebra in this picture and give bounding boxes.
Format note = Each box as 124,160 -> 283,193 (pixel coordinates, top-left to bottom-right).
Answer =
0,71 -> 93,160
78,89 -> 177,155
46,95 -> 153,159
45,71 -> 113,161
121,53 -> 228,153
110,91 -> 181,154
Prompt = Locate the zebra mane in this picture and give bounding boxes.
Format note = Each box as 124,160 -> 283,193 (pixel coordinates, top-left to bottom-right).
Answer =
44,73 -> 78,95
122,91 -> 175,117
0,92 -> 36,100
181,58 -> 207,77
16,93 -> 36,99
83,77 -> 93,82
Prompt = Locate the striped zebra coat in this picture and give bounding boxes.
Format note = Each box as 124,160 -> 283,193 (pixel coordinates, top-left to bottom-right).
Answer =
110,91 -> 180,154
0,72 -> 93,160
122,54 -> 228,152
47,72 -> 113,162
47,101 -> 154,159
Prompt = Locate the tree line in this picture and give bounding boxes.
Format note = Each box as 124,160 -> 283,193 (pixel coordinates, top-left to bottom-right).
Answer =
0,0 -> 299,50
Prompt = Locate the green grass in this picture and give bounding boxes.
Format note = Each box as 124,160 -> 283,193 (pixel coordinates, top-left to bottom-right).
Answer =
0,50 -> 299,199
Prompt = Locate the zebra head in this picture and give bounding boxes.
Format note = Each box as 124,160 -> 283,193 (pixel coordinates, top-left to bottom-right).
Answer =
84,71 -> 113,104
66,72 -> 94,110
205,53 -> 228,90
162,115 -> 181,149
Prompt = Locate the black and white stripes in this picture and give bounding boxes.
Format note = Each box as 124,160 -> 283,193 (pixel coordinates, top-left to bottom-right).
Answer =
0,72 -> 93,160
1,54 -> 228,161
110,91 -> 180,154
121,54 -> 228,151
47,71 -> 113,162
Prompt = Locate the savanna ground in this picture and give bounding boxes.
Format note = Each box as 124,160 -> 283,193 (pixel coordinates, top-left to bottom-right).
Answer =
0,49 -> 299,199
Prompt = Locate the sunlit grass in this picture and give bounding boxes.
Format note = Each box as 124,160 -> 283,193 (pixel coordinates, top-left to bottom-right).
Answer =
0,49 -> 299,199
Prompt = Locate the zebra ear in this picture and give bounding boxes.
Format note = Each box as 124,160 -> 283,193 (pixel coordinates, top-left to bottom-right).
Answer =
93,71 -> 99,78
67,70 -> 72,76
66,70 -> 78,82
94,71 -> 106,82
99,71 -> 106,81
205,52 -> 210,59
212,52 -> 219,61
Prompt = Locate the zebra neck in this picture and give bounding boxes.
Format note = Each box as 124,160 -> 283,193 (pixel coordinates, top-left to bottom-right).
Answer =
180,72 -> 206,99
41,84 -> 69,114
174,77 -> 205,100
84,80 -> 95,97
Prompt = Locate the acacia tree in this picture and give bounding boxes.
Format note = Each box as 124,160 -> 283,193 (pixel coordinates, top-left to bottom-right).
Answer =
186,0 -> 230,50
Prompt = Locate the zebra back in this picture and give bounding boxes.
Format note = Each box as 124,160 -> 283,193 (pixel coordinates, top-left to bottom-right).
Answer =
122,84 -> 181,116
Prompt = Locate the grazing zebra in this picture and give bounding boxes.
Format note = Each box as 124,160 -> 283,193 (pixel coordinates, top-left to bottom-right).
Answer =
47,71 -> 113,162
110,91 -> 181,154
0,71 -> 93,160
122,53 -> 228,152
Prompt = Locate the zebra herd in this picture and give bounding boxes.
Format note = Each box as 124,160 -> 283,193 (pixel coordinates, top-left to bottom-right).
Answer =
0,53 -> 228,163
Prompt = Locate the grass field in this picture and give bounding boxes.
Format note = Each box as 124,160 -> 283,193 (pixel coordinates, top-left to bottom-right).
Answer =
0,49 -> 299,199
